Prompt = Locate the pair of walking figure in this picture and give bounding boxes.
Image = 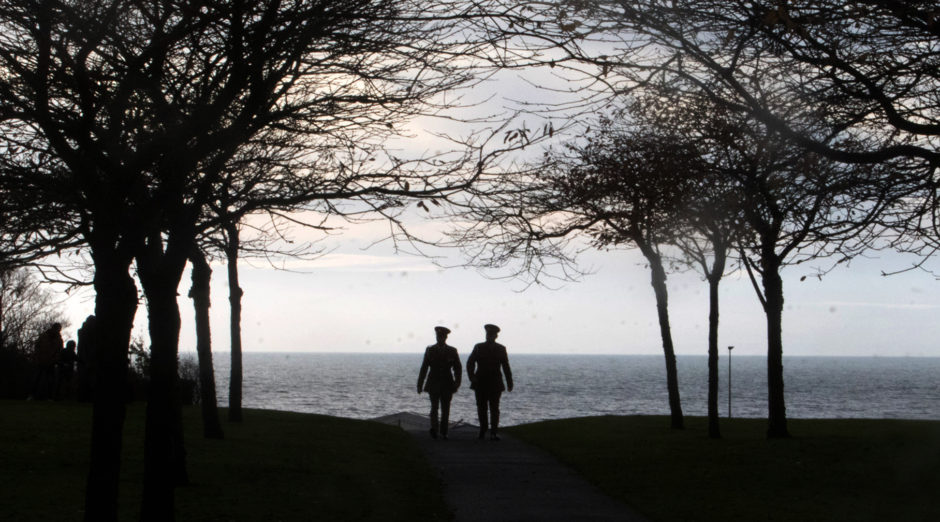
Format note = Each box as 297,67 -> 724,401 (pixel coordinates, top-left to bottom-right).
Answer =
417,324 -> 513,440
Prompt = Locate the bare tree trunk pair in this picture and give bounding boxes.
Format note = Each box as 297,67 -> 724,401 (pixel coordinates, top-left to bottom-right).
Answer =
137,244 -> 190,522
84,238 -> 228,522
137,237 -> 229,520
187,223 -> 243,427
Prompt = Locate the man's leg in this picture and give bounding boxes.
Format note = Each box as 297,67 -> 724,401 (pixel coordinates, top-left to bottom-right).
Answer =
440,393 -> 452,438
474,389 -> 488,439
429,392 -> 440,438
489,392 -> 502,440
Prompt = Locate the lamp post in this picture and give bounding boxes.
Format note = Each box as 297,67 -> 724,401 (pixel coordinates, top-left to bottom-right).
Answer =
727,346 -> 734,419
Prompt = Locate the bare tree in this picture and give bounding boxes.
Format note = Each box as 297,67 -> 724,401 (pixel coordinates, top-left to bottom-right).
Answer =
476,0 -> 932,438
0,267 -> 68,353
450,116 -> 707,429
556,126 -> 703,430
649,1 -> 938,167
220,222 -> 245,422
187,245 -> 224,439
541,1 -> 939,266
692,104 -> 904,438
0,2 -> 525,519
630,91 -> 750,439
531,1 -> 938,167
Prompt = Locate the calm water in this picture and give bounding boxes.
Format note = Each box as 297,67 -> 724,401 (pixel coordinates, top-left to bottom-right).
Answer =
206,353 -> 940,426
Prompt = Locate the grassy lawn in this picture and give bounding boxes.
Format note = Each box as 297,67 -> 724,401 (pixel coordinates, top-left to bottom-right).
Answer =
0,400 -> 450,521
507,415 -> 940,522
7,402 -> 937,522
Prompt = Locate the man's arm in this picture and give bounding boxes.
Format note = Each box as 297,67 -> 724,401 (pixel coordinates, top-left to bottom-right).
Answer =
451,348 -> 462,390
417,347 -> 430,393
466,347 -> 477,385
501,346 -> 513,392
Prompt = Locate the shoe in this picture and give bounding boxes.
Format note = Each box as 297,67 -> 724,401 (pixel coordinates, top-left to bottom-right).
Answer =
490,433 -> 500,441
441,433 -> 448,440
478,429 -> 485,440
429,429 -> 438,439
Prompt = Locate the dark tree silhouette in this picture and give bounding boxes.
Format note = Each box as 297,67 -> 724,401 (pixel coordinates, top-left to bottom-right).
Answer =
633,1 -> 939,167
188,245 -> 224,439
555,128 -> 699,430
629,92 -> 749,439
676,210 -> 736,440
539,1 -> 939,270
450,118 -> 706,430
691,106 -> 904,438
480,0 -> 932,438
221,221 -> 245,422
533,1 -> 938,168
0,1 -> 509,520
198,143 -> 338,425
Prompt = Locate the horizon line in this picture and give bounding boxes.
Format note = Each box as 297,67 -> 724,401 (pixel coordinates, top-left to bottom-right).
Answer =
180,350 -> 940,358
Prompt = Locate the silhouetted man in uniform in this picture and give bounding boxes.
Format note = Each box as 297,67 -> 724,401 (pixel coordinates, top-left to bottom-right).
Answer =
467,323 -> 513,440
417,326 -> 462,439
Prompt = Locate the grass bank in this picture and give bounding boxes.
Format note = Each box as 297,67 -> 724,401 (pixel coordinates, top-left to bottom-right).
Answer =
0,400 -> 449,521
507,415 -> 940,522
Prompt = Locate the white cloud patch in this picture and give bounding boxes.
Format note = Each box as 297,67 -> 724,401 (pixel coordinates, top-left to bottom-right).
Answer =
815,301 -> 940,310
242,252 -> 440,273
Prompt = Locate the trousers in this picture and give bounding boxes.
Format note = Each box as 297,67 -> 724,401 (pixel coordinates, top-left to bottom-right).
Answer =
429,391 -> 453,435
474,389 -> 502,434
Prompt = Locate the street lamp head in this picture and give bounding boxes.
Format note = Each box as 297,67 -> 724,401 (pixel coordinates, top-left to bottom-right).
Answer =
728,346 -> 734,351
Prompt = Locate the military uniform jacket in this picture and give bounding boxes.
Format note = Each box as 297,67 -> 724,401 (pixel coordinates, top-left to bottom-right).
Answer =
417,343 -> 462,395
467,341 -> 513,394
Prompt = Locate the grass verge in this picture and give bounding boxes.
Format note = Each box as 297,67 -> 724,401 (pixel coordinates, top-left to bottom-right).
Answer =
0,400 -> 450,521
507,415 -> 940,522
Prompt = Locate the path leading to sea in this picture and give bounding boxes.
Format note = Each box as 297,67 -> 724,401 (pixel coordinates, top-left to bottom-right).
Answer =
374,412 -> 649,522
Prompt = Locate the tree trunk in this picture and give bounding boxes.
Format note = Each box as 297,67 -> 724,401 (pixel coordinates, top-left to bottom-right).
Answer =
761,255 -> 790,439
706,243 -> 727,439
189,247 -> 224,439
707,274 -> 721,439
84,257 -> 138,522
639,244 -> 684,429
76,315 -> 96,402
137,240 -> 190,522
224,223 -> 244,422
0,270 -> 5,351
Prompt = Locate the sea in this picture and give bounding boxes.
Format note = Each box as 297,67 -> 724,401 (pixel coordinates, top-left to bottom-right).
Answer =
206,353 -> 940,426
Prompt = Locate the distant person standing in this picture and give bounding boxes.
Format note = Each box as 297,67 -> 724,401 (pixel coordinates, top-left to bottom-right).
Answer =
467,324 -> 513,440
31,322 -> 63,400
56,340 -> 79,399
417,326 -> 462,439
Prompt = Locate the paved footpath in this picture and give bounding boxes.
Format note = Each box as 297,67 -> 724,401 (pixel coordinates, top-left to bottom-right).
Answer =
374,412 -> 649,522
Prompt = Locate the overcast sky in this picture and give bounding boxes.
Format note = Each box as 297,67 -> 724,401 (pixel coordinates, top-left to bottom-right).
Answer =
55,68 -> 940,359
59,218 -> 940,358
